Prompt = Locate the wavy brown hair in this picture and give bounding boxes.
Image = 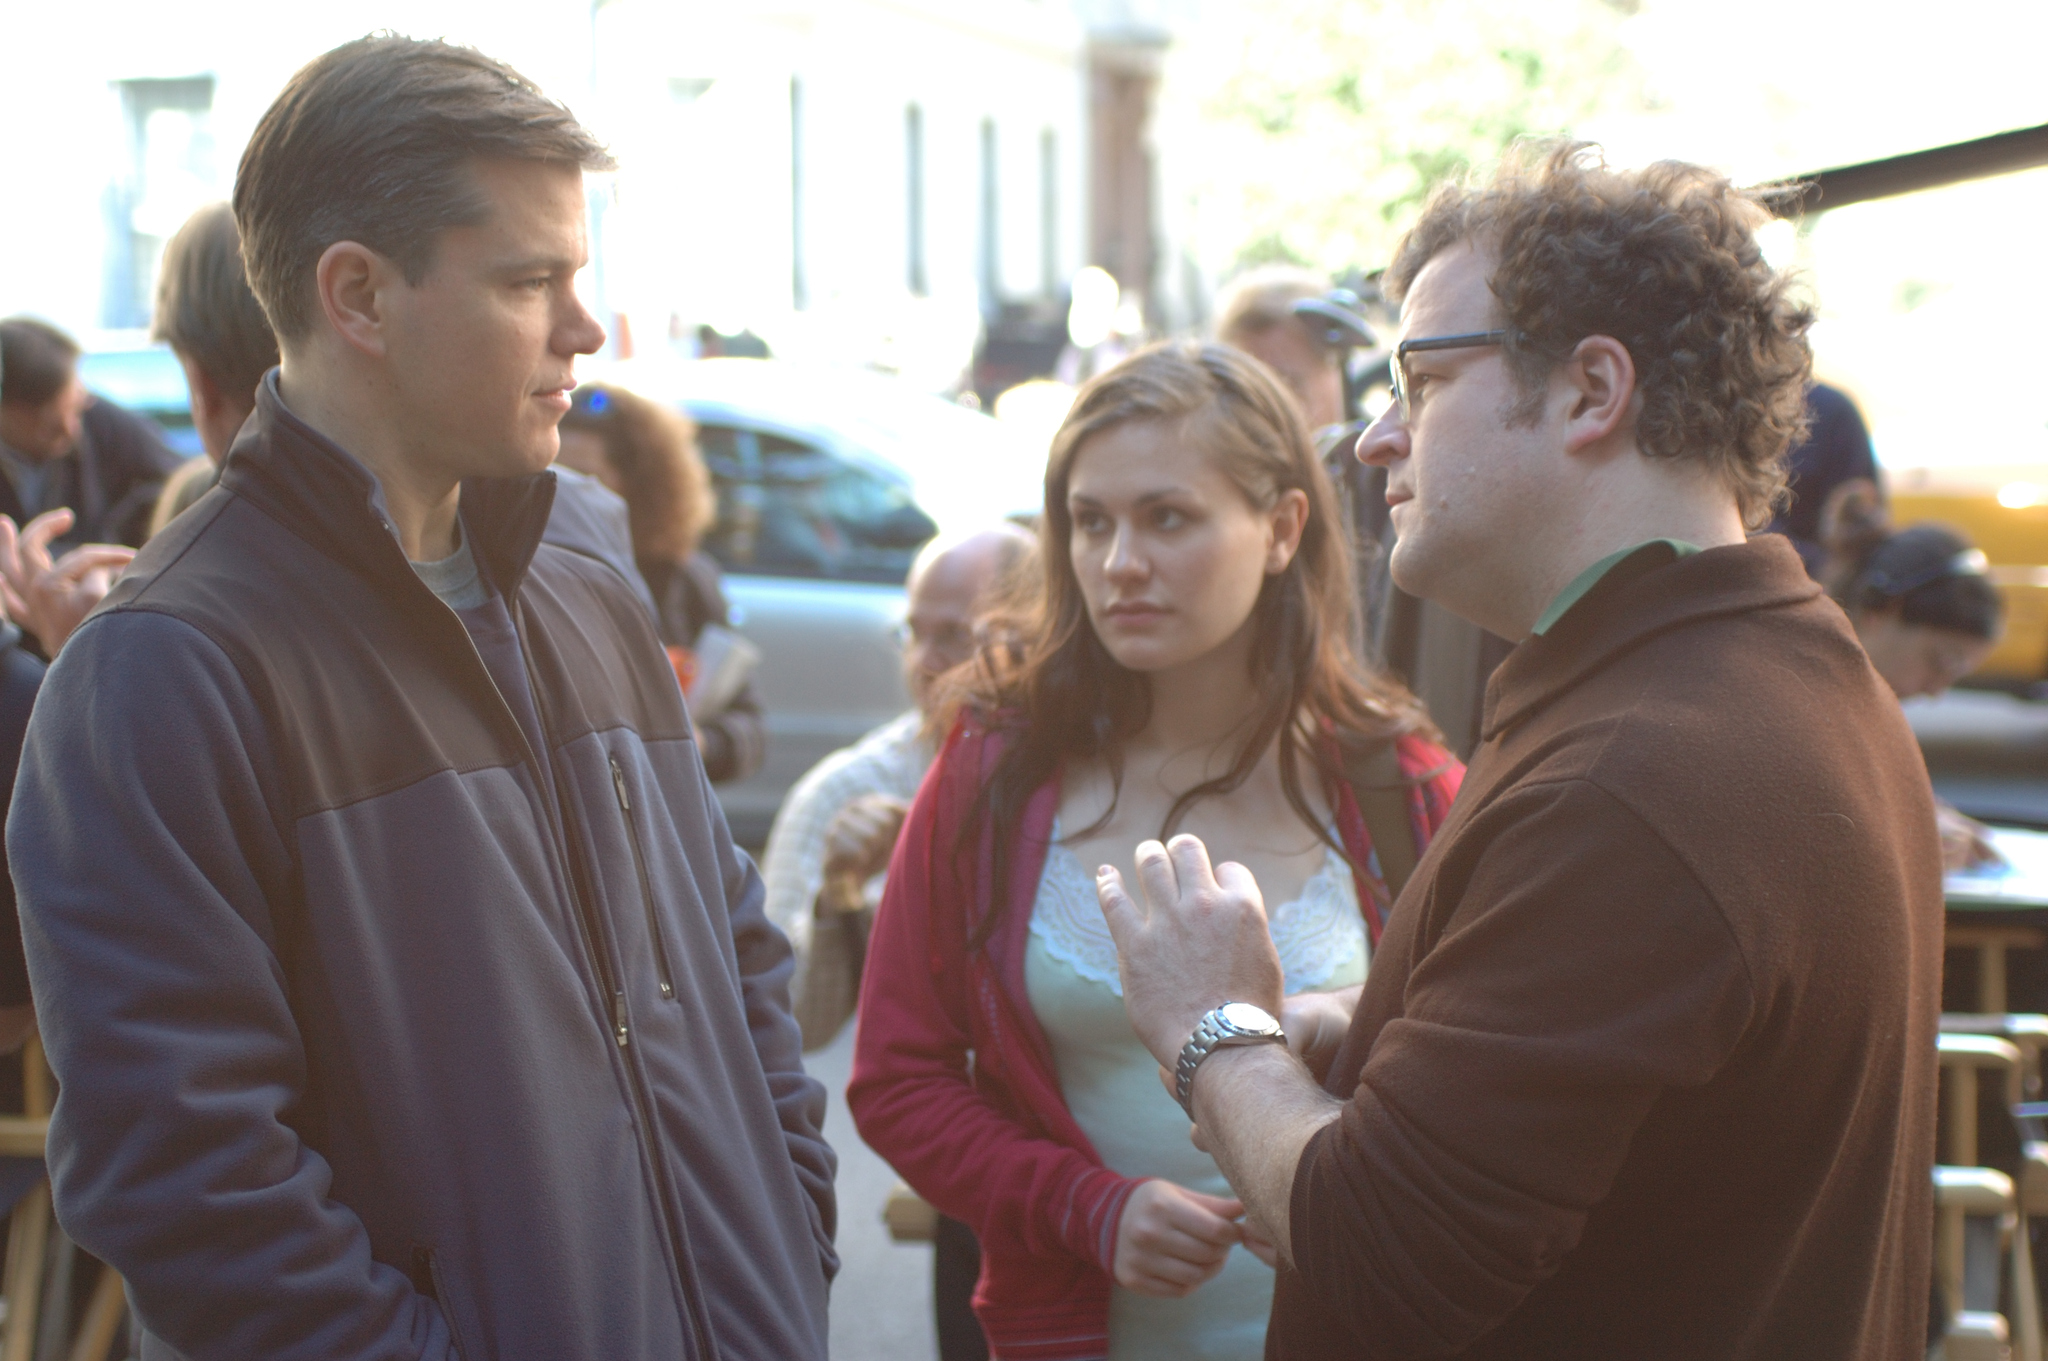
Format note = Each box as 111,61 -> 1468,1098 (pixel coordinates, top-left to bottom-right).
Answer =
944,341 -> 1436,945
1387,140 -> 1814,528
561,383 -> 714,565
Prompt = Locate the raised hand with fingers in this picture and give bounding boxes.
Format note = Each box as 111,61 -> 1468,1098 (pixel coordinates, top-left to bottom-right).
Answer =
1112,1178 -> 1245,1298
1094,834 -> 1286,1072
0,510 -> 136,655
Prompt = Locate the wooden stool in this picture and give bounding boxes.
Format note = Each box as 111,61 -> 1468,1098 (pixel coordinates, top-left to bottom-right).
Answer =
1949,925 -> 2048,1014
0,1037 -> 127,1361
1937,1165 -> 2017,1359
1944,1015 -> 2048,1100
1939,1033 -> 2044,1361
1941,1034 -> 2024,1168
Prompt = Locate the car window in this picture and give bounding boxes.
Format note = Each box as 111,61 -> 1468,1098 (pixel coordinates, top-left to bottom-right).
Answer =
698,423 -> 937,584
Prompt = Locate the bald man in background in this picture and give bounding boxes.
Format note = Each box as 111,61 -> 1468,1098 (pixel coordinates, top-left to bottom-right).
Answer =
761,524 -> 1034,1048
766,524 -> 1033,1361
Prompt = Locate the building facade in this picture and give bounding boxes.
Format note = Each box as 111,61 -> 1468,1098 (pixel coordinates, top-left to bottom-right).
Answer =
0,0 -> 1192,393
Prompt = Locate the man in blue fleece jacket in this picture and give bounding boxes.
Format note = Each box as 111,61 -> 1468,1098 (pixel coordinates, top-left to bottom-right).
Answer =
10,35 -> 834,1360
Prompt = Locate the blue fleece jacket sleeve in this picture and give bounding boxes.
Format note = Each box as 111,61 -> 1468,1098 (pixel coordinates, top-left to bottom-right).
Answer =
709,753 -> 839,1277
10,610 -> 458,1360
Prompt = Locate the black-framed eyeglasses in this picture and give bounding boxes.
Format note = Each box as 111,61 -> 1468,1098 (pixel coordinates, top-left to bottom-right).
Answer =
1389,329 -> 1510,421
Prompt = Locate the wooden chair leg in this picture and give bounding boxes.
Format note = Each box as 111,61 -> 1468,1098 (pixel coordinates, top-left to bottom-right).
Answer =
36,1227 -> 78,1361
1942,1200 -> 1968,1326
67,1266 -> 126,1361
2,1180 -> 50,1361
1984,943 -> 2012,1016
2012,1218 -> 2043,1361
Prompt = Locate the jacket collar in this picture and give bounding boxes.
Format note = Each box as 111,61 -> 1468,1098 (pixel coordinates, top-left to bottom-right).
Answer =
219,371 -> 557,603
1480,534 -> 1822,743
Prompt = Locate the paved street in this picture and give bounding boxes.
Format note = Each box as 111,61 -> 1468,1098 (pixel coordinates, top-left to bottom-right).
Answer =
808,1020 -> 940,1361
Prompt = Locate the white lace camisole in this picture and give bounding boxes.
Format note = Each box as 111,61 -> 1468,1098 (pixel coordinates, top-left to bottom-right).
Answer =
1023,822 -> 1368,1361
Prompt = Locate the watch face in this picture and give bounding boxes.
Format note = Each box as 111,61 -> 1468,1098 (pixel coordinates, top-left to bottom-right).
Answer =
1219,1002 -> 1275,1034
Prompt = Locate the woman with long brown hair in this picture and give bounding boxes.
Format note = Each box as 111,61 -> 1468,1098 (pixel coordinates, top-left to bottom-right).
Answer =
849,342 -> 1462,1360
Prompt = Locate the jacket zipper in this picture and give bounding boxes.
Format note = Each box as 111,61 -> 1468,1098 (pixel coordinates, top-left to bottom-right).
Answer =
512,632 -> 718,1361
611,757 -> 677,1000
424,579 -> 712,1360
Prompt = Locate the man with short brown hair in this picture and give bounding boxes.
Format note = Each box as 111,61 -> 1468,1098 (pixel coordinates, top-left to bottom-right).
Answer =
153,201 -> 280,461
142,201 -> 283,534
1101,143 -> 1940,1358
14,35 -> 832,1360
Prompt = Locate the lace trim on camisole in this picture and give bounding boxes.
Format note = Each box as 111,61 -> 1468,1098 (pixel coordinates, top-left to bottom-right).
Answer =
1028,822 -> 1365,996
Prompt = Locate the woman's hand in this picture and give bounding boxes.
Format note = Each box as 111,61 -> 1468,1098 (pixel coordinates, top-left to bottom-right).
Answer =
1238,1216 -> 1281,1269
1112,1179 -> 1243,1297
1281,984 -> 1361,1084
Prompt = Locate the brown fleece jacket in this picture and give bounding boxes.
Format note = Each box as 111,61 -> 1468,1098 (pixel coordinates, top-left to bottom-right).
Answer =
1270,535 -> 1941,1360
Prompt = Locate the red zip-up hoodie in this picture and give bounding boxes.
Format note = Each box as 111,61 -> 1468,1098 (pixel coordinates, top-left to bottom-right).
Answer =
849,712 -> 1460,1359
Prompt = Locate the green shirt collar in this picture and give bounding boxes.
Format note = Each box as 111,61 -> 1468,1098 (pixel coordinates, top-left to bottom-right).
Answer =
1530,538 -> 1701,637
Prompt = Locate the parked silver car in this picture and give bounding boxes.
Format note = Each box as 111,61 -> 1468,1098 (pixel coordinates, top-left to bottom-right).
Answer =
595,357 -> 1048,845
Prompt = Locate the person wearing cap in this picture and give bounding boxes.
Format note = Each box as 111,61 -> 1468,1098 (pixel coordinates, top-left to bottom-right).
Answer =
1821,478 -> 2005,869
1213,267 -> 1347,434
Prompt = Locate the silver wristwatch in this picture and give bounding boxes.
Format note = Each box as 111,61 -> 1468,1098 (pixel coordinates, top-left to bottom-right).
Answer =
1174,1002 -> 1286,1117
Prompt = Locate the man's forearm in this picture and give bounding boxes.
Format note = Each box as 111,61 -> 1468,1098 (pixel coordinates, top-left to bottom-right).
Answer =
1192,1042 -> 1343,1267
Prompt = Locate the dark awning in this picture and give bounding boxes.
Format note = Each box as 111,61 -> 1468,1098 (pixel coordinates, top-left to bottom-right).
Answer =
1768,122 -> 2048,217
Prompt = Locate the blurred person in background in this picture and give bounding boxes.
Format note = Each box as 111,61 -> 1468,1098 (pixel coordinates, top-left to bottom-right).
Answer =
763,524 -> 1036,1047
760,522 -> 1032,1361
0,336 -> 141,1061
557,381 -> 764,783
0,317 -> 182,549
0,511 -> 132,656
1213,267 -> 1346,435
1823,479 -> 2004,869
1769,382 -> 1881,577
0,511 -> 132,1057
849,343 -> 1460,1361
11,35 -> 832,1359
145,201 -> 281,533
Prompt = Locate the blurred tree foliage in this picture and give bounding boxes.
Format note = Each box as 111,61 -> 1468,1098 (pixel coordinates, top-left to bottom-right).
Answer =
1170,0 -> 1651,276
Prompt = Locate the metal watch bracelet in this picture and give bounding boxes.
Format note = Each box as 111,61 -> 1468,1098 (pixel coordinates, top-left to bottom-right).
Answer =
1174,1002 -> 1286,1118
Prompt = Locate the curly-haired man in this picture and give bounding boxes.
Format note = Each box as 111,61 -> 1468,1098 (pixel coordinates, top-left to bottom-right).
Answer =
1099,143 -> 1939,1357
